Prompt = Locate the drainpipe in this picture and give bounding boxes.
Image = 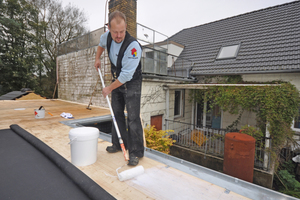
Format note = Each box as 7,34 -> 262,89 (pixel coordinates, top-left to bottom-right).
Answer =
191,96 -> 195,130
203,93 -> 207,127
264,122 -> 270,170
165,88 -> 170,130
203,93 -> 208,159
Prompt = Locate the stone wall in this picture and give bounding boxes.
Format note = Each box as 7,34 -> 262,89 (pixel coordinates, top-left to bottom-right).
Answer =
57,45 -> 111,107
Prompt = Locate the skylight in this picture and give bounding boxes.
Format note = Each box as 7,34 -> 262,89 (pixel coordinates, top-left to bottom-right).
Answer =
216,44 -> 240,59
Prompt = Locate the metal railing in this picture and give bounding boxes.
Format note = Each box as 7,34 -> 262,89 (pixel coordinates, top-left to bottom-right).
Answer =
137,23 -> 194,78
167,119 -> 271,171
141,46 -> 194,78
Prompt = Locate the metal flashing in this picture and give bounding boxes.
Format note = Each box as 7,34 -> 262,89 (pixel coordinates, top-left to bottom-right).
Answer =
62,115 -> 298,200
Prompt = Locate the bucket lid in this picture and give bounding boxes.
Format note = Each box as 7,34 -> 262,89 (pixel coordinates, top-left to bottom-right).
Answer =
69,127 -> 99,141
226,132 -> 256,143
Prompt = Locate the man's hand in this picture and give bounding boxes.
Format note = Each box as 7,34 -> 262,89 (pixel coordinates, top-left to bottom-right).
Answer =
101,79 -> 123,98
95,46 -> 105,71
94,59 -> 101,71
102,86 -> 112,98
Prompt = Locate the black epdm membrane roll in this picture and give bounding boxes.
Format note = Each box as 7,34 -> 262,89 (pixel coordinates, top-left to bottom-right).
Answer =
0,124 -> 115,200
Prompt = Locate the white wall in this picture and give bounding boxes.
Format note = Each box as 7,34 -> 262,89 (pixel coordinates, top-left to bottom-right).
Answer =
165,88 -> 194,135
222,110 -> 257,130
140,79 -> 166,127
160,43 -> 184,67
140,78 -> 193,131
242,73 -> 300,91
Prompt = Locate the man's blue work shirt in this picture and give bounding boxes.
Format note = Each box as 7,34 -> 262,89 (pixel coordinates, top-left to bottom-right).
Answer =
99,30 -> 142,84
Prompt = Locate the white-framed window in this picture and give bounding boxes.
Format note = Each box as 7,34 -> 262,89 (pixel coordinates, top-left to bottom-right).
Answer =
216,44 -> 240,60
292,107 -> 300,131
174,90 -> 184,118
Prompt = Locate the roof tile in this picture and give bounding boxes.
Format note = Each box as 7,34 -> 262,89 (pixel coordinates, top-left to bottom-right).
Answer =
169,1 -> 300,75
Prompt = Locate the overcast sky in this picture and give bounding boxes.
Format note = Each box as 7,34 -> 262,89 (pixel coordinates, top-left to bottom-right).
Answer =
61,0 -> 295,37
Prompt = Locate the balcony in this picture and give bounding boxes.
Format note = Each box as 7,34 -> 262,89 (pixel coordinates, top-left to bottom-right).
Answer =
137,23 -> 194,79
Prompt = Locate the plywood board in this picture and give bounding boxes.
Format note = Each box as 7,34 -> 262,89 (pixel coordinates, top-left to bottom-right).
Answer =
0,99 -> 250,200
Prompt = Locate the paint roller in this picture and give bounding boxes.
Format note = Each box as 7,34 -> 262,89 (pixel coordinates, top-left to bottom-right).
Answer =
116,165 -> 145,181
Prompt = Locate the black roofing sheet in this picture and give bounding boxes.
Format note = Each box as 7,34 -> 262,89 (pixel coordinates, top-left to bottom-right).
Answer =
169,1 -> 300,75
0,91 -> 27,100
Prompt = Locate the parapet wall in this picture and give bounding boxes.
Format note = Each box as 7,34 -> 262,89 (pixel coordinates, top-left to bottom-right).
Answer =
57,46 -> 111,107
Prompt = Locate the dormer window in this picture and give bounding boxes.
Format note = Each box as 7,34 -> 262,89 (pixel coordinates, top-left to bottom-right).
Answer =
216,44 -> 240,60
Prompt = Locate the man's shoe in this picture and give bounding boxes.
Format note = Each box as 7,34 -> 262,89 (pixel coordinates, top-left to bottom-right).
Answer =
106,145 -> 121,153
128,156 -> 139,166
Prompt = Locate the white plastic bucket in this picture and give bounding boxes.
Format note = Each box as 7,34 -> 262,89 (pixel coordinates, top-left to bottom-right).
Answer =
69,127 -> 99,166
34,106 -> 45,119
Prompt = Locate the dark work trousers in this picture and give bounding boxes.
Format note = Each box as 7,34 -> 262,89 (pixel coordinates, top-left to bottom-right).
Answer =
110,77 -> 144,158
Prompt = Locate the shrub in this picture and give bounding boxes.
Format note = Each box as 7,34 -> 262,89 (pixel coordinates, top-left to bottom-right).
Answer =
144,125 -> 175,154
274,160 -> 300,198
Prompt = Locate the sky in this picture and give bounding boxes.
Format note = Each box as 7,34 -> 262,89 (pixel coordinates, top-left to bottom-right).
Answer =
61,0 -> 296,38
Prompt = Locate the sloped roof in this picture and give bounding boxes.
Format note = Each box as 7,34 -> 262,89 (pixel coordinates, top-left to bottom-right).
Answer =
169,1 -> 300,75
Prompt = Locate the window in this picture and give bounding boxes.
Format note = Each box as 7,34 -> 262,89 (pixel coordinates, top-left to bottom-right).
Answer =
293,107 -> 300,130
174,90 -> 184,117
146,51 -> 154,59
216,44 -> 240,60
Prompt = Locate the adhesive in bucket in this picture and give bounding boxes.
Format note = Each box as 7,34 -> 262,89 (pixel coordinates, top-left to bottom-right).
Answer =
117,166 -> 145,181
69,127 -> 99,166
34,107 -> 45,119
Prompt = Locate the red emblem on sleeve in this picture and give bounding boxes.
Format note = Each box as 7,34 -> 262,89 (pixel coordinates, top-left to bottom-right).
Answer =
131,48 -> 137,57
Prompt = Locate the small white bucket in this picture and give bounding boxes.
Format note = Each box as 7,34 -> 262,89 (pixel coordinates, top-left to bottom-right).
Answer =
34,106 -> 45,119
69,127 -> 99,166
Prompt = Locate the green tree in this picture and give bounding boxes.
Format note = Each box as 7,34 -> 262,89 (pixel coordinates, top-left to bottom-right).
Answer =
0,0 -> 43,95
30,0 -> 88,98
0,0 -> 88,98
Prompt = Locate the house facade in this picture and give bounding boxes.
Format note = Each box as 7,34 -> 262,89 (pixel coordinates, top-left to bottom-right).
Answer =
165,1 -> 300,133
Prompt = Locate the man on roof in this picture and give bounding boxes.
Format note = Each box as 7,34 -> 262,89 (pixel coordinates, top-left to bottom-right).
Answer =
94,10 -> 143,166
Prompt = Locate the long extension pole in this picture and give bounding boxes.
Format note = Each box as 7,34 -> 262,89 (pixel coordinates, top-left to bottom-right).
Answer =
98,68 -> 128,161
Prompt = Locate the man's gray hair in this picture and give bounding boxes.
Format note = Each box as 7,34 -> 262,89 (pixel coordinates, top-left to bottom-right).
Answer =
109,10 -> 127,26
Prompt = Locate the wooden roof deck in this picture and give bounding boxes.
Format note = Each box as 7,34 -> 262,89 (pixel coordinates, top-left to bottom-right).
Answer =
0,99 -> 249,199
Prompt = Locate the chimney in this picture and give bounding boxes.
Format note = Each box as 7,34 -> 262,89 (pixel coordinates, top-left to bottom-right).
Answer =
108,0 -> 137,38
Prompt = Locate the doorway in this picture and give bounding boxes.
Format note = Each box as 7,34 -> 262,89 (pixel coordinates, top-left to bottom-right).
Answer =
151,115 -> 163,130
196,102 -> 221,129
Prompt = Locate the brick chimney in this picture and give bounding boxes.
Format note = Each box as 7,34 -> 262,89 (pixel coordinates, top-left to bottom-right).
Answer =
108,0 -> 137,38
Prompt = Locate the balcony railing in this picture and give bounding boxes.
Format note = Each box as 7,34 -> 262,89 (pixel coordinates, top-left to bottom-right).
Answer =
141,46 -> 194,78
166,119 -> 271,171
